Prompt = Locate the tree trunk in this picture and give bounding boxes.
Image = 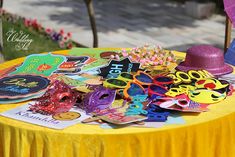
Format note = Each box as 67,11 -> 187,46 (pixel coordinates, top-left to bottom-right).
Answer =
0,0 -> 4,62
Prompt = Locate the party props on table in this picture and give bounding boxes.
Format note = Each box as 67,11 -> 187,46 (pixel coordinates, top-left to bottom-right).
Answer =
100,51 -> 120,60
104,71 -> 173,99
99,112 -> 147,125
165,85 -> 196,97
176,45 -> 233,76
167,70 -> 213,85
29,80 -> 80,115
54,56 -> 89,74
224,39 -> 235,66
125,95 -> 148,116
103,71 -> 144,89
0,103 -> 91,129
10,53 -> 66,76
188,89 -> 227,104
153,95 -> 209,112
145,65 -> 170,76
69,48 -> 120,72
103,71 -> 152,89
120,44 -> 176,67
0,92 -> 44,104
0,65 -> 19,77
145,104 -> 170,122
99,58 -> 140,79
223,0 -> 235,27
187,78 -> 230,104
147,84 -> 168,97
0,75 -> 50,99
91,99 -> 128,116
195,78 -> 229,90
80,86 -> 116,114
123,82 -> 146,99
49,74 -> 85,88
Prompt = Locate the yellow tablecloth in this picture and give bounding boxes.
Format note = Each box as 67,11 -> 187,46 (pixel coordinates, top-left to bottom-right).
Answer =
0,49 -> 235,157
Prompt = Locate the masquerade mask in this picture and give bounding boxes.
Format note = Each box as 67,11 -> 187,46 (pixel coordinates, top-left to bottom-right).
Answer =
82,86 -> 116,113
29,80 -> 79,115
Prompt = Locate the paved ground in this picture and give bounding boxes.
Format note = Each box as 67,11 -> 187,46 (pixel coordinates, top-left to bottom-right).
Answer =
3,0 -> 235,52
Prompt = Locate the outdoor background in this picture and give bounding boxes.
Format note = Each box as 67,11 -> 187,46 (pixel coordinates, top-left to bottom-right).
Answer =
1,0 -> 235,62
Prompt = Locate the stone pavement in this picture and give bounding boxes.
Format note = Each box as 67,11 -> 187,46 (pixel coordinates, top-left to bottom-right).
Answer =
3,0 -> 235,52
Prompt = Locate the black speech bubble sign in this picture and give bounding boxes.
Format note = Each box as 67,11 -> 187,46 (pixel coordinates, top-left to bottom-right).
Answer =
99,58 -> 140,78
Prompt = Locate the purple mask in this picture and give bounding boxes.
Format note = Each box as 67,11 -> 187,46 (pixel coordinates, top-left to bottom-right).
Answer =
83,86 -> 116,113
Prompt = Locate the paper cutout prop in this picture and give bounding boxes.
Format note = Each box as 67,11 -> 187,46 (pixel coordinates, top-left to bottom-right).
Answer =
50,74 -> 85,87
153,95 -> 209,112
89,99 -> 128,117
123,82 -> 145,99
99,112 -> 147,125
10,53 -> 66,76
69,48 -> 120,72
188,89 -> 227,104
195,78 -> 229,90
188,78 -> 230,104
99,58 -> 140,79
167,70 -> 213,85
0,75 -> 50,99
0,103 -> 91,129
0,65 -> 19,77
145,104 -> 169,122
125,95 -> 148,116
225,39 -> 235,65
223,0 -> 235,27
54,56 -> 89,74
0,92 -> 44,104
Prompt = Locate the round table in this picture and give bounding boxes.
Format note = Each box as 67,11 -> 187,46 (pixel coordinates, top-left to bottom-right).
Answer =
0,49 -> 235,157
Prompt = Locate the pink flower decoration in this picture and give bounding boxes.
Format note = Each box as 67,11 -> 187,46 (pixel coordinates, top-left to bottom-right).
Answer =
64,36 -> 68,41
59,41 -> 65,48
24,19 -> 30,27
59,29 -> 64,35
46,28 -> 52,34
67,32 -> 72,38
67,43 -> 73,49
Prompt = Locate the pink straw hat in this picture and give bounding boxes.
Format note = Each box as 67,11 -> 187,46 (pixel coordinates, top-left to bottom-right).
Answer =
176,45 -> 233,76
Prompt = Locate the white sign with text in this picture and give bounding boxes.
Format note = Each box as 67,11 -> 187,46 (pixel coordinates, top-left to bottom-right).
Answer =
0,103 -> 91,129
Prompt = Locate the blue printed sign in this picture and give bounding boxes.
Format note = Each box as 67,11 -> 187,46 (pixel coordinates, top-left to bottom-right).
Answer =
0,75 -> 50,99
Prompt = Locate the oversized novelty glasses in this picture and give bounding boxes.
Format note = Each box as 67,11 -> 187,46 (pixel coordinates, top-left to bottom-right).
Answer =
104,71 -> 173,89
103,71 -> 173,99
103,71 -> 153,89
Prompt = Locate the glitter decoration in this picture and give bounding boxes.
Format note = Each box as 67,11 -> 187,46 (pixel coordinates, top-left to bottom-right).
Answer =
29,80 -> 80,115
81,86 -> 116,114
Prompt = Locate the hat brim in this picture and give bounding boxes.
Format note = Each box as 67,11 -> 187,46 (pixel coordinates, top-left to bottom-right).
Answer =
175,62 -> 233,76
